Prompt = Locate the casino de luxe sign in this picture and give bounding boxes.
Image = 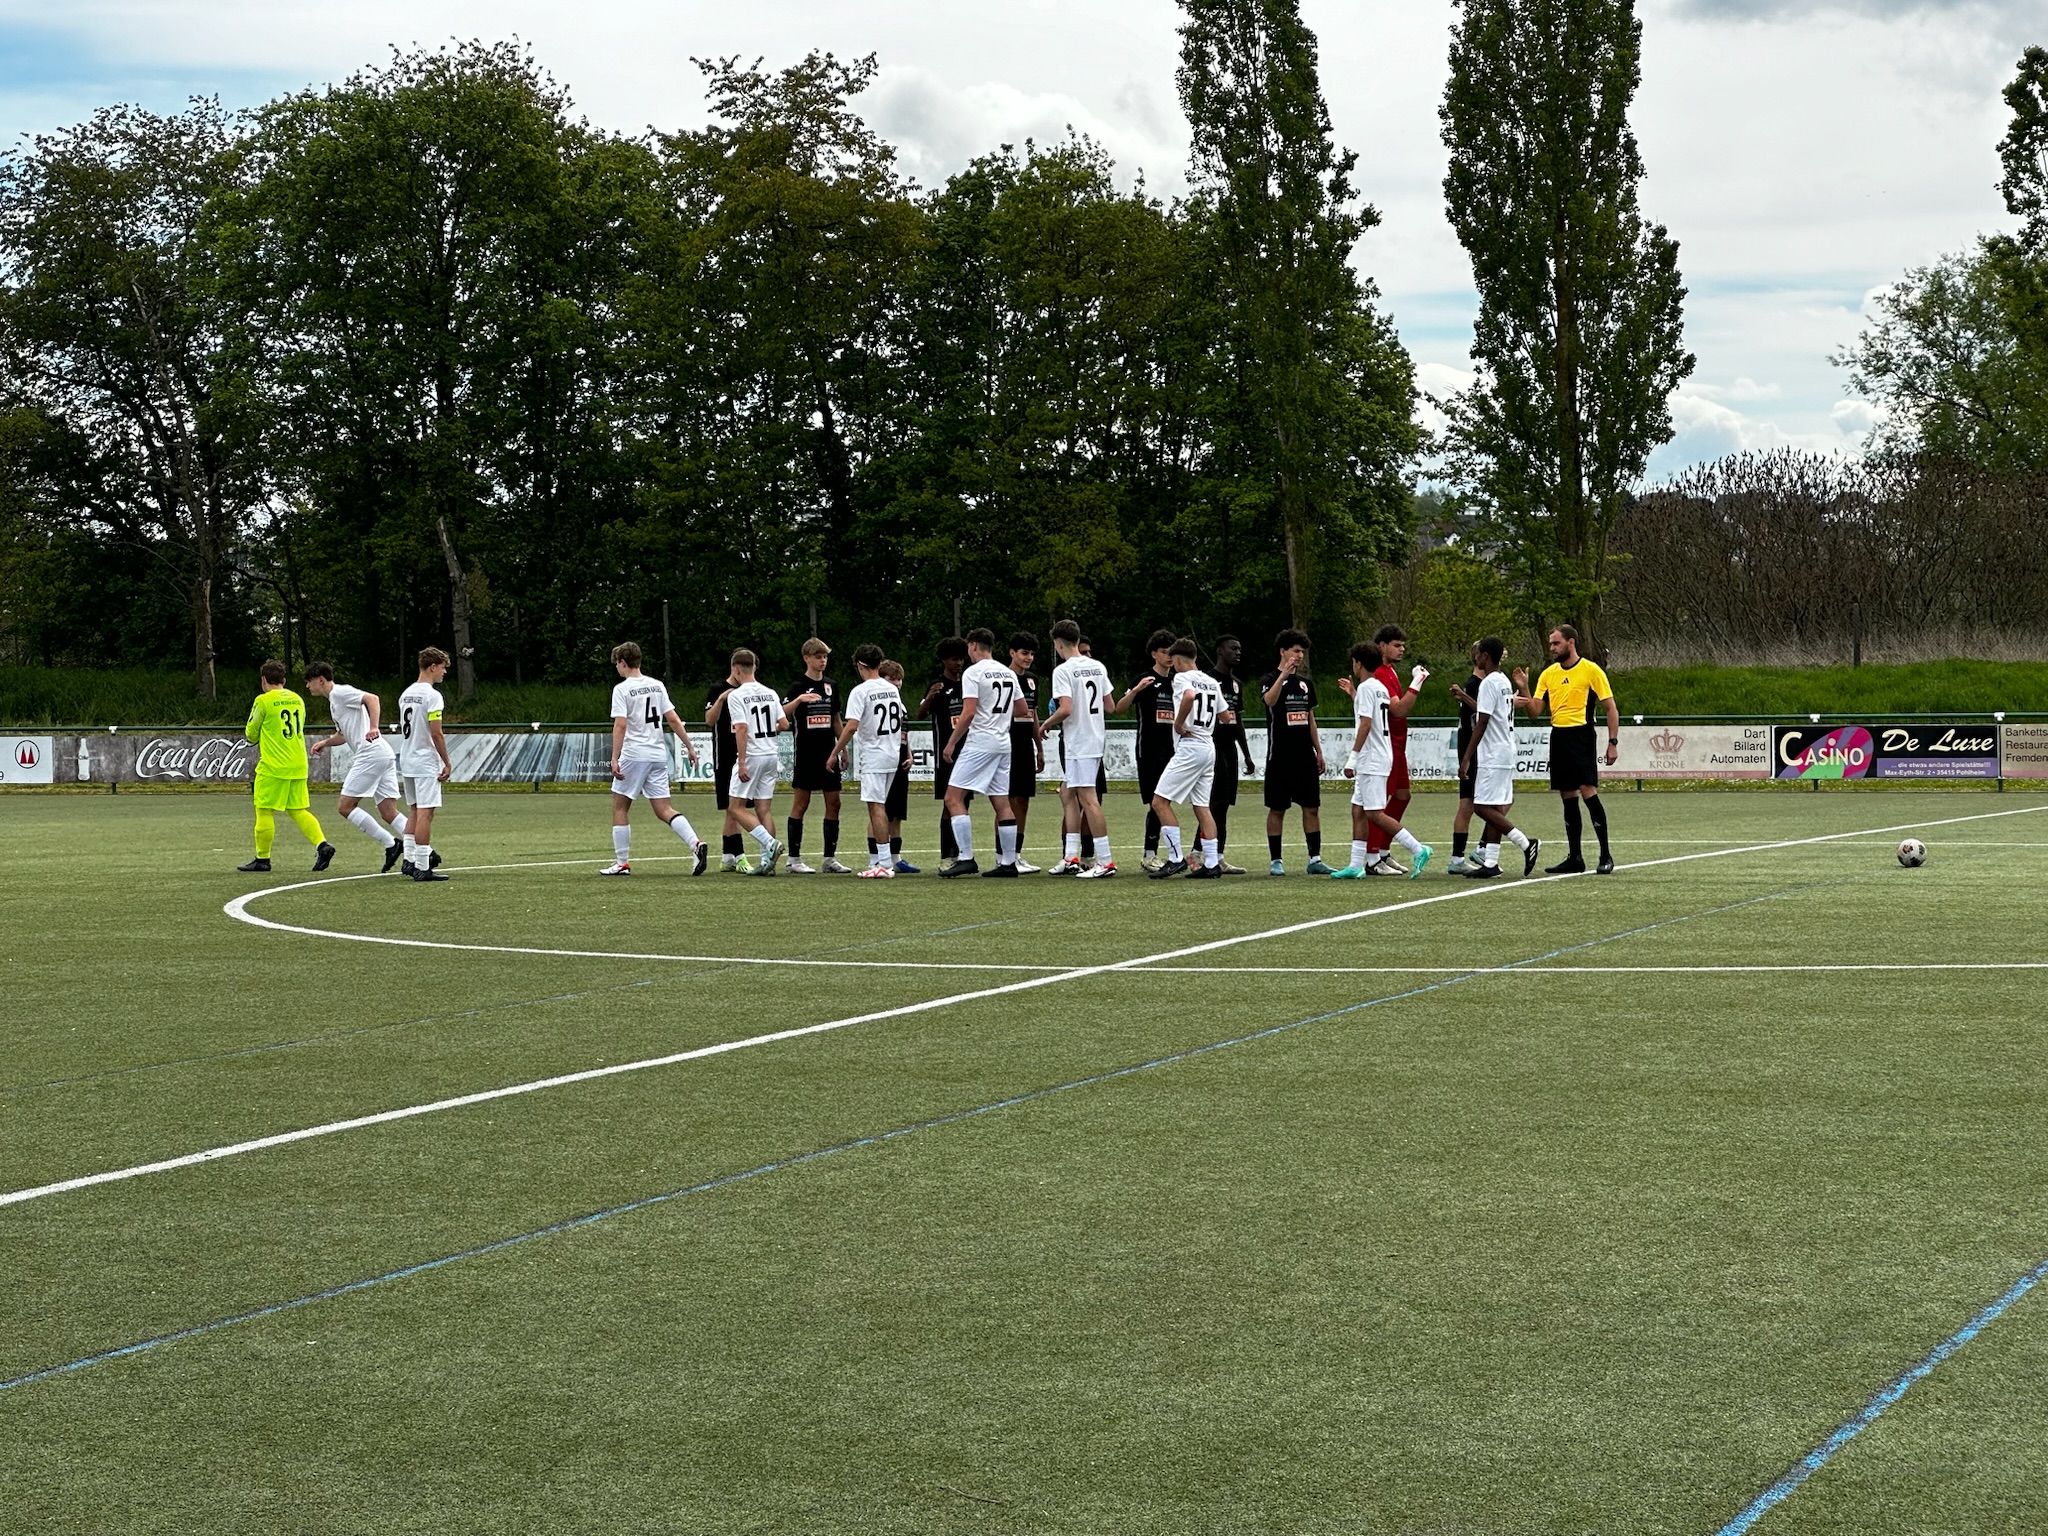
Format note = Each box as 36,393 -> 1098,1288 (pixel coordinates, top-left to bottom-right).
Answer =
1771,723 -> 2000,780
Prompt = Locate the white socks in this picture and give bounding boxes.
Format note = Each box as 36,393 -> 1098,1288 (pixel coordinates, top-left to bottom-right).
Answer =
1395,828 -> 1423,856
1506,827 -> 1530,851
403,833 -> 417,864
1065,832 -> 1081,860
1351,839 -> 1369,869
1096,835 -> 1112,865
952,815 -> 974,859
668,813 -> 701,847
613,826 -> 632,862
347,807 -> 395,847
412,843 -> 433,871
1200,838 -> 1219,869
749,824 -> 776,852
1162,825 -> 1183,861
996,821 -> 1018,865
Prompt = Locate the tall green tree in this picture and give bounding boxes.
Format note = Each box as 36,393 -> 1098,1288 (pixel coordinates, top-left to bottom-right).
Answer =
1177,0 -> 1420,633
219,41 -> 638,696
0,99 -> 257,698
1439,0 -> 1692,653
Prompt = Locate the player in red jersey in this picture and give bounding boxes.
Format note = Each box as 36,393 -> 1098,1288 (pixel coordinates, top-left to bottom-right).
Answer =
1342,625 -> 1426,875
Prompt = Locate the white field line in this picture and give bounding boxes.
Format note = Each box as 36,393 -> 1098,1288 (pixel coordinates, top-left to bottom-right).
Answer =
5,803 -> 2042,1214
1142,963 -> 2048,974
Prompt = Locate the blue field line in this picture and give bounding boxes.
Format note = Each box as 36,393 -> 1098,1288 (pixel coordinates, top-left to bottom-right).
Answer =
1716,1254 -> 2048,1533
0,881 -> 1830,1397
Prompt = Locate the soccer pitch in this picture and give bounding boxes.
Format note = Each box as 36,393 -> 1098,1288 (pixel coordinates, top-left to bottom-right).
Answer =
5,788 -> 2048,1534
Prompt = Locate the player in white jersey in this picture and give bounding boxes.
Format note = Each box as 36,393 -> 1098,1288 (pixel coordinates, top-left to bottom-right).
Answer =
1147,638 -> 1226,879
598,641 -> 709,877
723,648 -> 787,874
1042,619 -> 1115,877
939,627 -> 1023,877
1333,640 -> 1432,879
302,661 -> 407,873
830,644 -> 905,877
1460,636 -> 1540,878
395,647 -> 453,881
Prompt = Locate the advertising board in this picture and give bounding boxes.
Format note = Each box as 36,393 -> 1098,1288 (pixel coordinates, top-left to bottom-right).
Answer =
1614,724 -> 1771,779
0,736 -> 54,784
1999,724 -> 2048,779
1771,723 -> 2001,780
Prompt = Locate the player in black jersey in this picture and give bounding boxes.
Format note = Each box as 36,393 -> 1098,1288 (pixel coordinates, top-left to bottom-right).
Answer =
1446,641 -> 1493,874
1260,627 -> 1330,875
920,636 -> 971,871
1007,632 -> 1044,872
782,638 -> 849,874
1209,635 -> 1256,874
1115,629 -> 1178,871
704,662 -> 749,870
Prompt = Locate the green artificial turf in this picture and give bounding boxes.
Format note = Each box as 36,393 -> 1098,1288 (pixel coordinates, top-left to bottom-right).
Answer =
4,788 -> 2048,1534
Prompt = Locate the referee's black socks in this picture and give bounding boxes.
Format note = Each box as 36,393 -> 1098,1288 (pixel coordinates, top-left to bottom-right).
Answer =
823,818 -> 839,858
1586,795 -> 1610,856
1144,808 -> 1161,855
723,832 -> 743,858
788,817 -> 805,857
1562,797 -> 1583,858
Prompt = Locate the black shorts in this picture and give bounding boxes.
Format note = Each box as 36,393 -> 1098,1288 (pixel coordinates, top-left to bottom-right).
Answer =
1009,731 -> 1038,800
886,764 -> 909,823
1212,751 -> 1240,809
714,756 -> 736,811
1137,753 -> 1166,801
792,739 -> 842,793
1549,724 -> 1601,791
1263,758 -> 1322,811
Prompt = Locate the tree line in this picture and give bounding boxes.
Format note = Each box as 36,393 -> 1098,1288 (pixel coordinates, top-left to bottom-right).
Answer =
0,0 -> 1695,699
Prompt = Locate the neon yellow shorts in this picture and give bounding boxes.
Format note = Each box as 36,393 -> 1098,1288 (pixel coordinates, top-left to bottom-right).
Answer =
253,772 -> 310,811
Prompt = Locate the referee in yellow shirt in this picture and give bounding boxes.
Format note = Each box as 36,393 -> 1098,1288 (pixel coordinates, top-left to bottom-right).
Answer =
1514,624 -> 1618,874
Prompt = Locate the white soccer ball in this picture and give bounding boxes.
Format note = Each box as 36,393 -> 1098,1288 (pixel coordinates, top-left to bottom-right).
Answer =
1897,838 -> 1927,868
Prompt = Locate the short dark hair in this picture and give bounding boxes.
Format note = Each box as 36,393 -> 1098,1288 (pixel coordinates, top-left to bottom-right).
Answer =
935,635 -> 969,662
1478,635 -> 1505,665
418,647 -> 450,670
1214,633 -> 1239,652
965,626 -> 997,650
730,647 -> 758,670
611,641 -> 642,667
1146,628 -> 1176,655
260,660 -> 287,686
1349,640 -> 1378,666
1275,628 -> 1309,652
1553,623 -> 1579,645
1168,638 -> 1198,660
1050,619 -> 1081,646
302,661 -> 334,683
1009,631 -> 1037,654
1373,624 -> 1407,646
852,643 -> 884,670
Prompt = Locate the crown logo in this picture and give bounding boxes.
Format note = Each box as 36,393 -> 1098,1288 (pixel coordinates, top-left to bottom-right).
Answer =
1648,729 -> 1684,754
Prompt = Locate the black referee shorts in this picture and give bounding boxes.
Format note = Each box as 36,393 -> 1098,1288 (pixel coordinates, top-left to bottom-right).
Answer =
1549,723 -> 1601,791
714,756 -> 735,811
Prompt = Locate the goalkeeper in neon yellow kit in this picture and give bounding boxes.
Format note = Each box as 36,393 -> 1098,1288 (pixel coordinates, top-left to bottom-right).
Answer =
238,660 -> 336,874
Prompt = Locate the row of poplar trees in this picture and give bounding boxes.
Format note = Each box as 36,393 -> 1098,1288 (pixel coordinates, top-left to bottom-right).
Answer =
0,0 -> 1690,698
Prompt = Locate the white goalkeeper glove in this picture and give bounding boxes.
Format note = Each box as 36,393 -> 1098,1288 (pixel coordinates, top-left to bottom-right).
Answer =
1409,664 -> 1430,690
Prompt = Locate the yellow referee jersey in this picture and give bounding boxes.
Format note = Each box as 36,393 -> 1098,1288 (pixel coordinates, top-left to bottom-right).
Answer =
1533,659 -> 1612,728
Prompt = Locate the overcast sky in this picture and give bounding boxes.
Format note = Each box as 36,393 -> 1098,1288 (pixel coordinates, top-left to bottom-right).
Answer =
0,0 -> 2036,478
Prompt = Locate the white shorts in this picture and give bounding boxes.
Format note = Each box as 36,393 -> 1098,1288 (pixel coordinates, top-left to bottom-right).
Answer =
1473,763 -> 1515,807
1062,755 -> 1102,790
859,768 -> 897,805
949,739 -> 1011,796
403,773 -> 444,809
1351,771 -> 1390,812
735,752 -> 779,803
340,743 -> 399,803
611,759 -> 672,802
1153,743 -> 1215,807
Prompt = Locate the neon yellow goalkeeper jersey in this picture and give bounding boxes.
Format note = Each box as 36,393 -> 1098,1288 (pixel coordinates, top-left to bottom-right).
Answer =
245,687 -> 311,778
